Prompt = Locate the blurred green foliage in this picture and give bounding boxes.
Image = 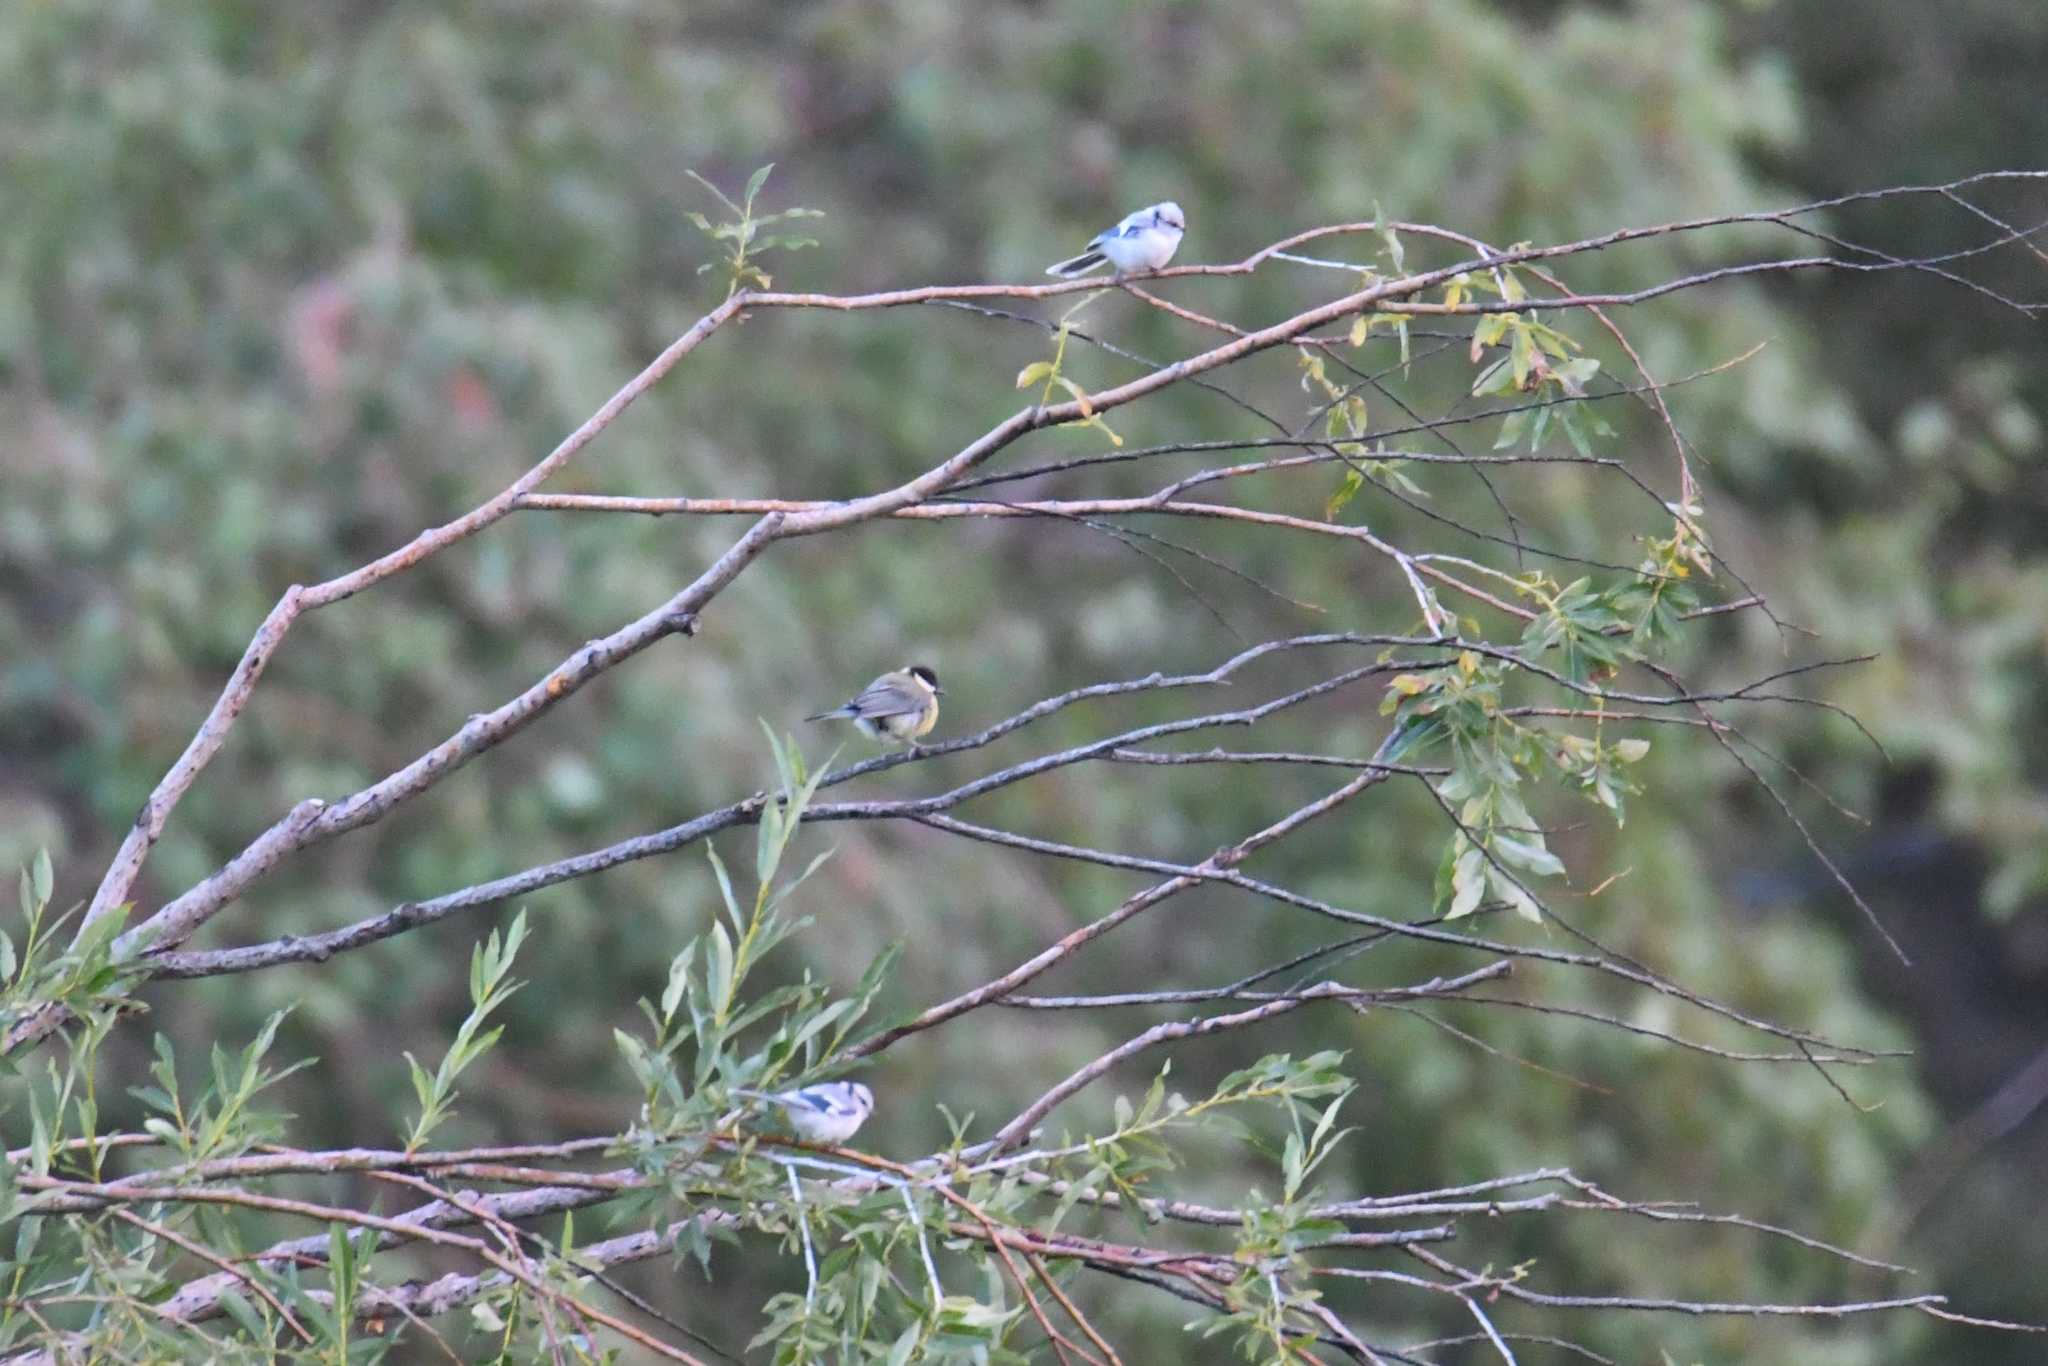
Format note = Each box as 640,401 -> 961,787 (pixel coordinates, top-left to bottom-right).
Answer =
2,0 -> 2044,1360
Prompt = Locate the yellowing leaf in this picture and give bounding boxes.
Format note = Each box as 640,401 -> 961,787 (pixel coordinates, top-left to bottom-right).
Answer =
1612,738 -> 1651,763
1389,674 -> 1431,696
1448,845 -> 1486,919
1458,651 -> 1480,677
1349,316 -> 1371,347
1325,469 -> 1365,522
1052,375 -> 1094,416
1491,868 -> 1543,923
1015,361 -> 1054,389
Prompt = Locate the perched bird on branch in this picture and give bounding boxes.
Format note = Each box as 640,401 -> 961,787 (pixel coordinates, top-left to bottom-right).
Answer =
732,1082 -> 876,1144
1045,201 -> 1186,278
806,665 -> 942,745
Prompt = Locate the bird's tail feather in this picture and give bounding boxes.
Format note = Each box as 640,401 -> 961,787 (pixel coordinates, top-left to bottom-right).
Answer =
1045,251 -> 1107,278
803,707 -> 844,723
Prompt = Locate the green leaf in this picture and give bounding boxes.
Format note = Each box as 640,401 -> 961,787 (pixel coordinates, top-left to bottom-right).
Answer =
660,943 -> 695,1024
1377,713 -> 1443,763
708,922 -> 735,1012
1555,356 -> 1602,390
1489,867 -> 1543,923
768,847 -> 838,917
1051,374 -> 1095,416
1448,844 -> 1486,919
1309,1088 -> 1348,1147
70,903 -> 129,964
328,1221 -> 356,1306
1558,406 -> 1596,459
614,1029 -> 650,1087
405,1053 -> 434,1110
683,170 -> 738,215
13,1205 -> 42,1263
31,849 -> 52,905
1492,834 -> 1566,878
462,1023 -> 505,1064
1324,468 -> 1365,521
217,1288 -> 267,1343
1493,408 -> 1530,450
707,843 -> 741,932
1471,356 -> 1514,397
744,162 -> 775,204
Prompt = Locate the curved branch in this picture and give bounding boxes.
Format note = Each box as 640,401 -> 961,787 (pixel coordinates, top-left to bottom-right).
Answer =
117,513 -> 785,961
79,293 -> 756,932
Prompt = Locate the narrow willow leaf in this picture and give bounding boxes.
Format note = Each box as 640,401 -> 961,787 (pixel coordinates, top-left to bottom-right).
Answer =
1493,835 -> 1566,878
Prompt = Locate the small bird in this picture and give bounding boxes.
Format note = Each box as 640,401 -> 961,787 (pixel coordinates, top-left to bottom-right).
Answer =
806,665 -> 942,745
1045,201 -> 1187,278
733,1082 -> 876,1144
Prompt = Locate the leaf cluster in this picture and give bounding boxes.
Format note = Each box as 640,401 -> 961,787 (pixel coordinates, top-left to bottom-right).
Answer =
685,163 -> 825,299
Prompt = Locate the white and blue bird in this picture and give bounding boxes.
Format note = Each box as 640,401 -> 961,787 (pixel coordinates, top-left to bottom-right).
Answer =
1045,201 -> 1186,278
732,1082 -> 876,1144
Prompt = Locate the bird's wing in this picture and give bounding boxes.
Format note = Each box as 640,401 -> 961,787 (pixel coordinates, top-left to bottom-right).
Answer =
1110,205 -> 1156,237
851,677 -> 926,717
1088,213 -> 1140,249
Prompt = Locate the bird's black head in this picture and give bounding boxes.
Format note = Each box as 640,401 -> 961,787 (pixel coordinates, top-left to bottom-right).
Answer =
908,664 -> 941,695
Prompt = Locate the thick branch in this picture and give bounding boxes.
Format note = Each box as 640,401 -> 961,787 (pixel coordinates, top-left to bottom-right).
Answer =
79,293 -> 755,932
116,513 -> 785,961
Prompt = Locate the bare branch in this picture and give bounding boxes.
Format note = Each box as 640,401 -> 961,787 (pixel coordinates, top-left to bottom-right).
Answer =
79,293 -> 756,932
117,512 -> 786,961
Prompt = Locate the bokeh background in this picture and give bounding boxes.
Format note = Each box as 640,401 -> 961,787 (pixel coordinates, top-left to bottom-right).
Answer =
3,1 -> 2045,1360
